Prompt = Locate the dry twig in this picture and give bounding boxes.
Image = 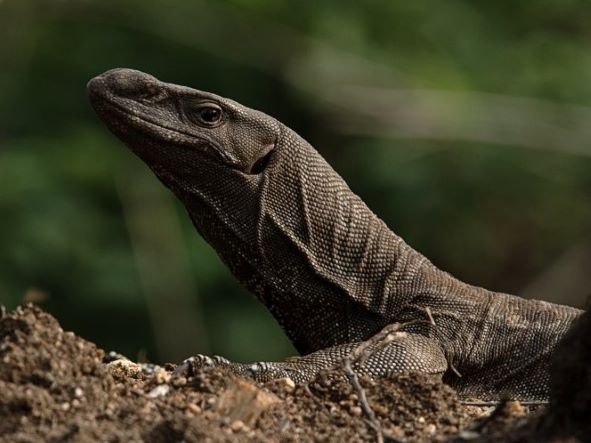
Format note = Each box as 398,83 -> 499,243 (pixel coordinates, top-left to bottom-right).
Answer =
341,323 -> 410,443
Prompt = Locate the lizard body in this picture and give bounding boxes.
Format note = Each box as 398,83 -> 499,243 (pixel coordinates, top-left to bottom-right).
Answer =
88,68 -> 582,400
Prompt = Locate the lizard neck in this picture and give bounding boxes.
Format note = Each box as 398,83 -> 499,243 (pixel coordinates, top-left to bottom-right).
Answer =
175,128 -> 441,353
242,129 -> 434,350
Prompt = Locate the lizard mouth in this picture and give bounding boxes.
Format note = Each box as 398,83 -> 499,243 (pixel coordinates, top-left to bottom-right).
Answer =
88,71 -> 223,156
88,73 -> 188,140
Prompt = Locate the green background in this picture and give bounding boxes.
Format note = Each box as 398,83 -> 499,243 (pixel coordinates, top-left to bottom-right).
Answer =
1,0 -> 590,364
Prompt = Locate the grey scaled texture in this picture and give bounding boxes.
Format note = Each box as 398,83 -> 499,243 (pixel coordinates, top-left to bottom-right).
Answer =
88,68 -> 582,400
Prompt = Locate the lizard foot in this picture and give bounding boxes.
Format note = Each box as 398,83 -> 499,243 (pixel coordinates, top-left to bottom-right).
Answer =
173,354 -> 299,382
173,354 -> 230,375
173,329 -> 448,384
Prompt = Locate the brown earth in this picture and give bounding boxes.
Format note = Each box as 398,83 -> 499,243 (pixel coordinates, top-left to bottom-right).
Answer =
0,304 -> 587,442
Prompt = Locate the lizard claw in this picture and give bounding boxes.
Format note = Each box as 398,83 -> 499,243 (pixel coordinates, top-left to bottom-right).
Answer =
248,361 -> 270,374
173,354 -> 231,377
173,355 -> 294,382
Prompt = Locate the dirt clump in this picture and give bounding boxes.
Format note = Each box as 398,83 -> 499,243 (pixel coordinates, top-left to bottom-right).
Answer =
531,309 -> 591,442
0,304 -> 575,442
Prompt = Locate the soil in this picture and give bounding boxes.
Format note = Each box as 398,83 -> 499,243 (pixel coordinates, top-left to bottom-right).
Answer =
0,304 -> 587,442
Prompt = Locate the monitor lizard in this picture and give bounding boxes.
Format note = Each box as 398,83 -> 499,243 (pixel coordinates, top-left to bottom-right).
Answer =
88,68 -> 582,400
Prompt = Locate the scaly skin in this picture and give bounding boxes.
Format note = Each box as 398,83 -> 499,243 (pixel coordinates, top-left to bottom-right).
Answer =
88,68 -> 582,400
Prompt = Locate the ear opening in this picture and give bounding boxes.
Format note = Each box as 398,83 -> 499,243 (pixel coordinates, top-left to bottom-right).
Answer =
248,148 -> 275,175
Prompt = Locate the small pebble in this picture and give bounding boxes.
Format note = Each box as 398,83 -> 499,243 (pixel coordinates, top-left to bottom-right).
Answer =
187,403 -> 202,414
277,377 -> 295,391
350,406 -> 362,416
458,430 -> 480,440
171,375 -> 188,387
230,420 -> 245,432
153,368 -> 171,384
147,384 -> 170,398
504,400 -> 525,417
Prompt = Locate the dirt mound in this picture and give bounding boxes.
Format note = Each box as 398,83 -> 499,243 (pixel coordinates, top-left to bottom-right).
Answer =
541,309 -> 591,441
0,304 -> 581,442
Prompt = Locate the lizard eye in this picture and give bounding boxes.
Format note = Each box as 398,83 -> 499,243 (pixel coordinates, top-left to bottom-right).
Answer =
189,103 -> 223,126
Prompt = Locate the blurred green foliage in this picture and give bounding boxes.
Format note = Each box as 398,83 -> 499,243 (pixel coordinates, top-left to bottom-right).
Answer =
1,0 -> 590,363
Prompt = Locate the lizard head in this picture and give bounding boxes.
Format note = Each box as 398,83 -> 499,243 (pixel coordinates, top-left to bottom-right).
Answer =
87,68 -> 286,242
87,68 -> 281,177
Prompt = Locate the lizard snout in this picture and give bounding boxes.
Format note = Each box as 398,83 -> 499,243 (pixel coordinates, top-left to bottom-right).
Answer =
88,68 -> 160,100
